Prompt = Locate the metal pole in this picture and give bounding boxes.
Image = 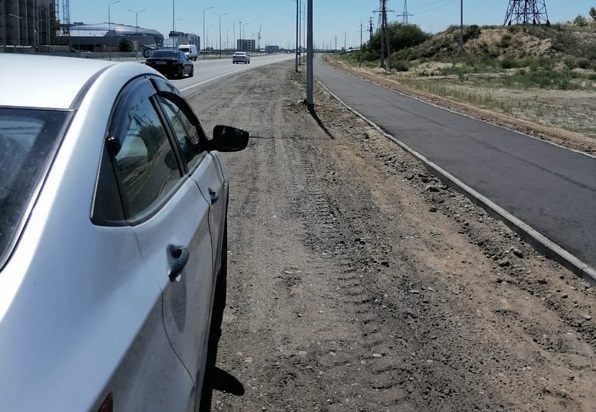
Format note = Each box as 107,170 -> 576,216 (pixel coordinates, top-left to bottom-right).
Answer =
295,0 -> 299,71
306,0 -> 313,107
2,0 -> 6,52
459,0 -> 464,56
219,13 -> 227,58
108,1 -> 120,61
232,18 -> 239,50
202,6 -> 213,58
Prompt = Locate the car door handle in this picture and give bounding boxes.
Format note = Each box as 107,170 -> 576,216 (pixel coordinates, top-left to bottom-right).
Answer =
208,188 -> 219,204
167,245 -> 189,282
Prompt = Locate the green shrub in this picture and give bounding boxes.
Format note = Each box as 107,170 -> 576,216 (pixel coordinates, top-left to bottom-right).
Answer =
118,38 -> 132,52
576,57 -> 591,69
392,59 -> 410,72
564,55 -> 577,69
500,34 -> 512,48
500,58 -> 518,69
574,15 -> 588,27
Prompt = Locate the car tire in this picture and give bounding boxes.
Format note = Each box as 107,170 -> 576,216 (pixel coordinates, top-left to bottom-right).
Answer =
189,65 -> 194,78
199,223 -> 228,411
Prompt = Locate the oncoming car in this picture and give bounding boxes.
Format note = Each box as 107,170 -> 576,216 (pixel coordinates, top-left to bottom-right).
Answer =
232,51 -> 250,64
0,54 -> 249,411
145,49 -> 194,79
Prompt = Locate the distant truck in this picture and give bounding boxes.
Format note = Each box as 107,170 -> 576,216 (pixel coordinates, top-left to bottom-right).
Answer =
178,44 -> 198,61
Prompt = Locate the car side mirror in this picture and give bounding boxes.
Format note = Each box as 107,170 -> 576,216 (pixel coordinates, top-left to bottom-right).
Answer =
208,125 -> 249,152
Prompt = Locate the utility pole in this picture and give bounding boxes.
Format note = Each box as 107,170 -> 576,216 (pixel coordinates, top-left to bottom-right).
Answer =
377,0 -> 391,69
295,0 -> 299,70
459,0 -> 464,56
368,17 -> 374,43
359,21 -> 363,67
306,0 -> 313,108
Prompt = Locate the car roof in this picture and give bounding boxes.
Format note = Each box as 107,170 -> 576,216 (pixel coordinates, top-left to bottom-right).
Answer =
0,54 -> 155,110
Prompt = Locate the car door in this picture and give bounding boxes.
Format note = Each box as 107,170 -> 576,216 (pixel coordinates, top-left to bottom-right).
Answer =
152,85 -> 228,281
107,77 -> 213,399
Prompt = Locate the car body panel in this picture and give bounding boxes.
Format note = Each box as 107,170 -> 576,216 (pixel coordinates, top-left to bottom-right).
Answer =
132,159 -> 215,386
0,83 -> 193,409
0,55 -> 246,411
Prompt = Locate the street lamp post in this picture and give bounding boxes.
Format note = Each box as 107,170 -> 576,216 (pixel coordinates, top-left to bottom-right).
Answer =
8,13 -> 22,53
232,18 -> 240,50
207,25 -> 213,50
129,8 -> 146,58
108,1 -> 120,61
202,6 -> 213,57
242,22 -> 250,42
129,9 -> 146,35
295,0 -> 299,71
218,13 -> 228,58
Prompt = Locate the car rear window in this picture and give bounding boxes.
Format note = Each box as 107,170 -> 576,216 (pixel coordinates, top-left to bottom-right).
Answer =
0,108 -> 68,268
151,50 -> 177,58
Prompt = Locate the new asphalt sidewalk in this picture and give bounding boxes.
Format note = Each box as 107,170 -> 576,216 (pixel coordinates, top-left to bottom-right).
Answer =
314,56 -> 596,282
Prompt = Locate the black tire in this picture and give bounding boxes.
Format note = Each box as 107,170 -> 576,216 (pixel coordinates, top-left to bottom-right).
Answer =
199,224 -> 227,411
189,65 -> 194,78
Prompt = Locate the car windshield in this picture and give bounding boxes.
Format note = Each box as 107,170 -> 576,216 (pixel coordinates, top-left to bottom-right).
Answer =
0,108 -> 69,268
151,50 -> 177,58
179,47 -> 189,52
234,52 -> 245,56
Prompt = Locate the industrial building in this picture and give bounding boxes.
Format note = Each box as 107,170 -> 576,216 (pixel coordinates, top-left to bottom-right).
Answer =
67,23 -> 165,52
236,38 -> 255,52
1,0 -> 58,51
1,0 -> 168,53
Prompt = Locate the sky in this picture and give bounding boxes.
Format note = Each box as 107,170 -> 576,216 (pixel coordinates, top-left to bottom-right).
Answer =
70,0 -> 596,49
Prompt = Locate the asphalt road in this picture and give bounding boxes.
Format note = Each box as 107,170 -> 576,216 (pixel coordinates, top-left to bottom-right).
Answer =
170,54 -> 294,93
314,56 -> 596,269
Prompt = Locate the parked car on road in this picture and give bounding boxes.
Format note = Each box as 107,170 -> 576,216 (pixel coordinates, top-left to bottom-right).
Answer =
145,49 -> 194,79
0,54 -> 249,411
232,51 -> 251,64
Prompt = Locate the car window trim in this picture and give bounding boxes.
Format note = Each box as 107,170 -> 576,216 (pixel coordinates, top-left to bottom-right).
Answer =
103,77 -> 188,226
152,94 -> 208,175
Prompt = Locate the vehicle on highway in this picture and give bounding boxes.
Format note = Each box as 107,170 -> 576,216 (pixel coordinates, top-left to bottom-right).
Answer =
178,44 -> 198,61
232,51 -> 250,64
145,49 -> 194,79
0,54 -> 249,411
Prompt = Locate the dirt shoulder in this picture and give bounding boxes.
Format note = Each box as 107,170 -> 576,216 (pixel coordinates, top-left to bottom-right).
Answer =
187,61 -> 596,411
323,56 -> 596,156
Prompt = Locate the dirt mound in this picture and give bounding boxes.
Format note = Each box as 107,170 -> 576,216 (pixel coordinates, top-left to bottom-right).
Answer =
400,24 -> 596,63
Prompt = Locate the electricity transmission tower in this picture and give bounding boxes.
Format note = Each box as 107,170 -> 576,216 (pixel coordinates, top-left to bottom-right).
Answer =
504,0 -> 550,26
396,0 -> 413,24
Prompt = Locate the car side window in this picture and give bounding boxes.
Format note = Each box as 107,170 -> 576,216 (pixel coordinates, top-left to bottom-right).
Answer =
112,93 -> 182,219
156,95 -> 205,172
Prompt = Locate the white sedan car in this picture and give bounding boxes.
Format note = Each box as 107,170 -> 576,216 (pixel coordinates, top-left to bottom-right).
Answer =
232,51 -> 250,64
0,54 -> 249,411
